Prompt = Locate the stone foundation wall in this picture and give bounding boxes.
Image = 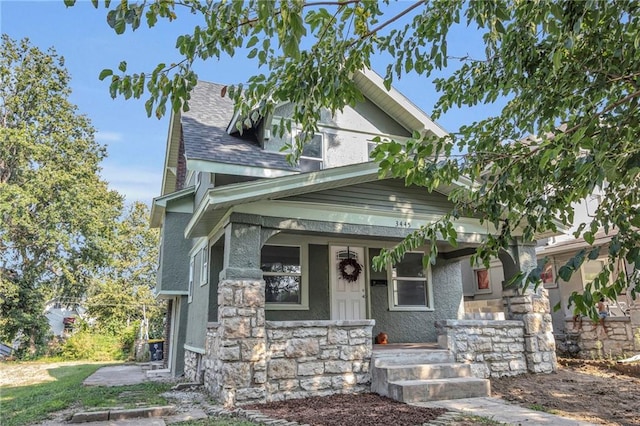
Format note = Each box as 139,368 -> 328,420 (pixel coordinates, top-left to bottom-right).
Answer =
264,320 -> 374,402
437,287 -> 558,378
210,280 -> 267,407
435,319 -> 527,378
504,288 -> 557,374
184,348 -> 203,383
204,322 -> 222,395
563,316 -> 640,359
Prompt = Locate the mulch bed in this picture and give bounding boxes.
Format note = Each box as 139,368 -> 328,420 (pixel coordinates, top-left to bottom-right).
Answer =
243,393 -> 447,426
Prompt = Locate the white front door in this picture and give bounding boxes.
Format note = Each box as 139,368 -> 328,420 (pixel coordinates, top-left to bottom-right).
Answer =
330,245 -> 366,320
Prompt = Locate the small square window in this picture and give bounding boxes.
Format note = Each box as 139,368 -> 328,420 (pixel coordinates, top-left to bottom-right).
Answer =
538,259 -> 557,288
475,269 -> 491,293
582,259 -> 608,286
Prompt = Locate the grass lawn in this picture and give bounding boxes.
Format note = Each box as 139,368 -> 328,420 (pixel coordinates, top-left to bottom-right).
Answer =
0,361 -> 173,426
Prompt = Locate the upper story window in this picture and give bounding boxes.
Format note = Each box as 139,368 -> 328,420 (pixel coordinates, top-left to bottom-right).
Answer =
261,244 -> 309,310
388,252 -> 433,311
298,133 -> 324,172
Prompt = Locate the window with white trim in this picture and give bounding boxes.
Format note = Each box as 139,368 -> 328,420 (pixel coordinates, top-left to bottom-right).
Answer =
538,258 -> 557,288
474,268 -> 492,293
297,133 -> 324,172
200,245 -> 208,286
188,257 -> 195,303
261,244 -> 308,309
388,252 -> 432,310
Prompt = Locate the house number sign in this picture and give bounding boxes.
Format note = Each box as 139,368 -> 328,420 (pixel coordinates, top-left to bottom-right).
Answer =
395,220 -> 412,228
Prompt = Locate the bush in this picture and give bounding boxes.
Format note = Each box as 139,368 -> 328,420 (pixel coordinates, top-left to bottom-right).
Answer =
61,331 -> 125,361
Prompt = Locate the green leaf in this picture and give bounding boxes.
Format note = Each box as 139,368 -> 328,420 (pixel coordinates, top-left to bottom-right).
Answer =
98,69 -> 113,80
118,61 -> 127,72
588,246 -> 601,260
246,36 -> 259,48
583,231 -> 594,245
558,265 -> 572,282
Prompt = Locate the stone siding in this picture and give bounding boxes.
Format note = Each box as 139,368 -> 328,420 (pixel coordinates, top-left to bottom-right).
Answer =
207,280 -> 267,407
437,287 -> 558,377
435,319 -> 527,378
203,278 -> 376,407
504,288 -> 557,374
204,322 -> 222,393
265,320 -> 374,402
184,348 -> 203,382
563,316 -> 640,359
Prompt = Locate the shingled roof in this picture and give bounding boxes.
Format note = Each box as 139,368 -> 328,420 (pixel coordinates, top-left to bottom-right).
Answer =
181,81 -> 298,172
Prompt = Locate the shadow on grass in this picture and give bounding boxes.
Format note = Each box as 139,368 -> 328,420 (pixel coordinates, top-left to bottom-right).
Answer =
1,363 -> 172,426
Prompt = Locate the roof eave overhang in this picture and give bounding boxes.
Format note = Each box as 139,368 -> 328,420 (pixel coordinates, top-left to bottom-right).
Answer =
537,233 -> 614,256
184,161 -> 384,238
186,158 -> 298,178
150,185 -> 196,228
160,112 -> 182,196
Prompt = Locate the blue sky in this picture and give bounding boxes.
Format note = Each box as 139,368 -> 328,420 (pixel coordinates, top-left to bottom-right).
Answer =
1,1 -> 498,204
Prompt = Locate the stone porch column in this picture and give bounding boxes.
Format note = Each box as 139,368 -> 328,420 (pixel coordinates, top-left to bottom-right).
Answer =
213,222 -> 267,406
502,240 -> 557,374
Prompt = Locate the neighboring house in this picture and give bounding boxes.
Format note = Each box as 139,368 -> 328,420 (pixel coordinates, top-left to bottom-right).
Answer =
536,193 -> 640,357
44,299 -> 82,337
150,69 -> 558,406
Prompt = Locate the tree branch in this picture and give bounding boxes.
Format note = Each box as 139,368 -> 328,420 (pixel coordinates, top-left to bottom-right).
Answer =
352,1 -> 425,46
564,88 -> 640,135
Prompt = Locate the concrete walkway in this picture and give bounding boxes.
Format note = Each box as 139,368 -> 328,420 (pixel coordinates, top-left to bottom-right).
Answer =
83,364 -> 149,387
414,397 -> 597,425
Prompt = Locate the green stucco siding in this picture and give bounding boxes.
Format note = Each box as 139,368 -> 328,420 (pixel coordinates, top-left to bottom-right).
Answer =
185,249 -> 207,350
369,250 -> 463,343
170,296 -> 188,376
158,212 -> 192,293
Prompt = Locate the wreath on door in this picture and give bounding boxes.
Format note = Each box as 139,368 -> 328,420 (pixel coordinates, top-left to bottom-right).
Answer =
339,257 -> 362,282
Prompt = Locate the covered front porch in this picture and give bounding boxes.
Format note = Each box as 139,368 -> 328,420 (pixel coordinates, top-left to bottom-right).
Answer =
198,276 -> 556,407
186,164 -> 557,406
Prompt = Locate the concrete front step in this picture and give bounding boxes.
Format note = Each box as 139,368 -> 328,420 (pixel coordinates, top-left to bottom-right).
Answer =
372,362 -> 473,396
388,377 -> 491,403
372,349 -> 454,367
385,363 -> 473,381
